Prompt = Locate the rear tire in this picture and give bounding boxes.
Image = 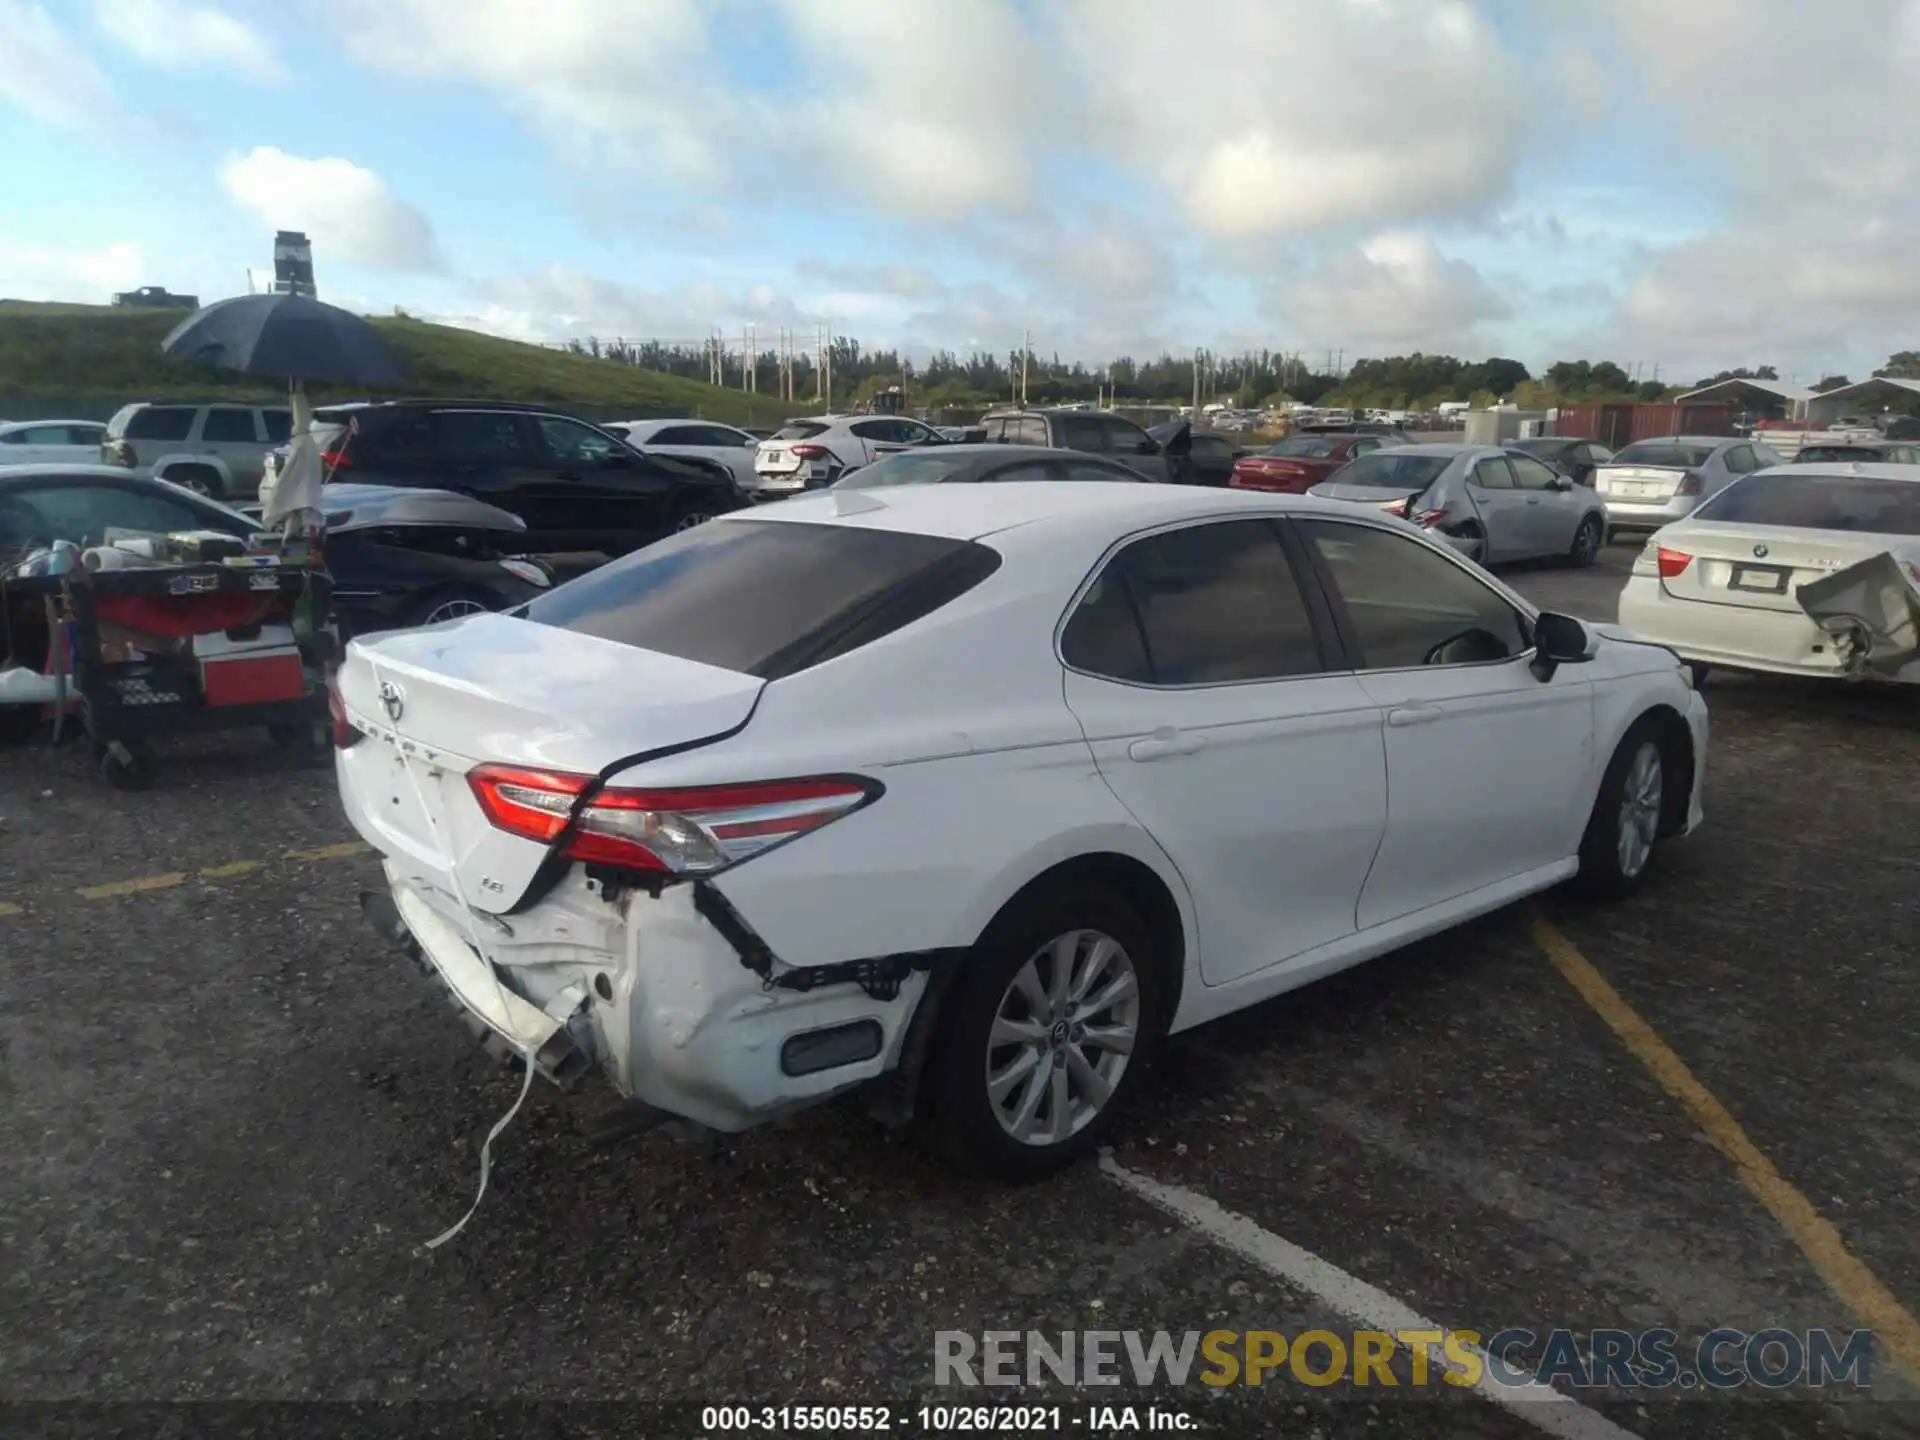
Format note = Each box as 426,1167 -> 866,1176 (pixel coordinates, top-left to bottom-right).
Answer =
1571,721 -> 1672,900
669,496 -> 720,531
1454,521 -> 1487,564
1567,514 -> 1603,567
164,466 -> 224,500
923,885 -> 1162,1179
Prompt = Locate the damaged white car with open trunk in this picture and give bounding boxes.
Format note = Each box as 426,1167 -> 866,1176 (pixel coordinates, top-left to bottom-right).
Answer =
333,483 -> 1709,1180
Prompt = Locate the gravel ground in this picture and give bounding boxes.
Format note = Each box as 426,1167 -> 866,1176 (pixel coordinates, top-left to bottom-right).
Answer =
2,542 -> 1916,1439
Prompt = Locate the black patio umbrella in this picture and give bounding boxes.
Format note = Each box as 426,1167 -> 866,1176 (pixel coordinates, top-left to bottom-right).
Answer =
160,292 -> 406,386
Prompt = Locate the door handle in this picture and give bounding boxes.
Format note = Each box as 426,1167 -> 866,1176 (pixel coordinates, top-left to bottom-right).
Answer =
1386,703 -> 1445,728
1128,728 -> 1207,761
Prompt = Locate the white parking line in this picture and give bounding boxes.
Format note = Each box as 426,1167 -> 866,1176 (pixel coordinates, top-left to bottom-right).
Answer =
1101,1156 -> 1643,1440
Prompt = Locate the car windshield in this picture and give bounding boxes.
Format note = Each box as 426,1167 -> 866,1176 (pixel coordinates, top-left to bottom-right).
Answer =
1326,453 -> 1453,489
520,517 -> 1002,679
1266,437 -> 1338,458
771,423 -> 827,441
1693,473 -> 1920,535
1612,442 -> 1717,468
833,452 -> 987,488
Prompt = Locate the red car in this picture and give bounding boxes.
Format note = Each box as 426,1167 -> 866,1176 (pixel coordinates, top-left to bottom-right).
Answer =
1229,433 -> 1401,493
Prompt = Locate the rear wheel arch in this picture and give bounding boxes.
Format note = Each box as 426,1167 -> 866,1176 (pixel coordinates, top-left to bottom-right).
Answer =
877,850 -> 1189,1131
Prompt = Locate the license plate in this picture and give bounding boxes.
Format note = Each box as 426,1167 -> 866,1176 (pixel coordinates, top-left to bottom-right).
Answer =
1730,564 -> 1789,594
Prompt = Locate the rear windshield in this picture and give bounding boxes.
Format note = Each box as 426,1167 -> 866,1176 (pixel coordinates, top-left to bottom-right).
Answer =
1511,438 -> 1573,455
1326,453 -> 1452,489
1693,473 -> 1920,535
771,423 -> 827,441
1266,437 -> 1338,458
520,518 -> 1003,679
1612,443 -> 1716,468
834,451 -> 987,488
1795,445 -> 1881,464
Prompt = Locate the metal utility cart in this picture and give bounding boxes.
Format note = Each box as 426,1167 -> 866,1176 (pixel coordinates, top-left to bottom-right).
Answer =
14,558 -> 335,788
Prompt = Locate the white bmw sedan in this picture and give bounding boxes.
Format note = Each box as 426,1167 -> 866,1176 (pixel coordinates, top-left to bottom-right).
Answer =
333,484 -> 1708,1177
1617,462 -> 1920,683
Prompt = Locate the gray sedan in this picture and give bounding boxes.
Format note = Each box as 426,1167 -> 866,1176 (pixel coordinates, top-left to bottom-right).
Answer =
1594,435 -> 1786,539
1306,443 -> 1610,566
830,443 -> 1154,489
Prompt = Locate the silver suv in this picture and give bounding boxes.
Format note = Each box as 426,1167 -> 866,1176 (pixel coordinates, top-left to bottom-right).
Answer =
977,408 -> 1191,482
100,401 -> 294,501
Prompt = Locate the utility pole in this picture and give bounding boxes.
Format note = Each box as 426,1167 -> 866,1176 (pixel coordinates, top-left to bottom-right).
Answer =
1020,329 -> 1030,407
744,324 -> 755,393
1192,347 -> 1203,414
823,319 -> 833,408
1335,348 -> 1344,376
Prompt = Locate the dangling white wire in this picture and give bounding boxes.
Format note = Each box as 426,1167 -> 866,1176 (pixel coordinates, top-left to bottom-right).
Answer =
420,1046 -> 536,1252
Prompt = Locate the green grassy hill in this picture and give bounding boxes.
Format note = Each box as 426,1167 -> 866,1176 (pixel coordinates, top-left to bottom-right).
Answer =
0,300 -> 809,426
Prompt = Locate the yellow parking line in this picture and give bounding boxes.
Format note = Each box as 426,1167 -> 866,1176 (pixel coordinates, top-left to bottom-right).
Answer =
1532,914 -> 1920,1384
199,861 -> 261,880
287,841 -> 371,862
77,872 -> 188,901
0,901 -> 20,917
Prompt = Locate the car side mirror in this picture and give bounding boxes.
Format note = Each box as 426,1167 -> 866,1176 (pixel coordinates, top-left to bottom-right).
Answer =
1137,438 -> 1161,455
601,451 -> 632,469
1531,610 -> 1595,681
1551,474 -> 1574,490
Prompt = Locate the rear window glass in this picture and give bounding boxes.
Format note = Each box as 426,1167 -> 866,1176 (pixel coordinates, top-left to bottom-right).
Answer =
771,423 -> 827,441
835,451 -> 983,488
1612,443 -> 1716,468
1795,445 -> 1879,464
1327,453 -> 1452,489
1692,473 -> 1920,535
1267,437 -> 1338,458
520,519 -> 1003,679
122,407 -> 196,442
1511,438 -> 1573,455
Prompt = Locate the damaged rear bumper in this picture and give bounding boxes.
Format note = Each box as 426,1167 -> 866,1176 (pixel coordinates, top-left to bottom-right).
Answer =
364,863 -> 934,1133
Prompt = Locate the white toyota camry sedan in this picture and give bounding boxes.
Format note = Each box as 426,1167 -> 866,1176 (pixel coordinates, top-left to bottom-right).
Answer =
333,483 -> 1709,1177
1617,462 -> 1920,683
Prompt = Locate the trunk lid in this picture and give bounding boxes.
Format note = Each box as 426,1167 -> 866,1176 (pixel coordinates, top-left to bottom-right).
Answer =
1655,524 -> 1895,614
1598,465 -> 1690,500
335,613 -> 765,913
756,443 -> 805,474
1231,456 -> 1338,492
1309,480 -> 1426,512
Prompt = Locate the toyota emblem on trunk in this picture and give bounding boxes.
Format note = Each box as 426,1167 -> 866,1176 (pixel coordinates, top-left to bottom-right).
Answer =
1753,543 -> 1770,558
378,680 -> 405,723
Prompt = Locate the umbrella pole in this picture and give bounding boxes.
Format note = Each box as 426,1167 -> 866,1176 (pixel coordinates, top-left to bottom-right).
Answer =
284,379 -> 302,546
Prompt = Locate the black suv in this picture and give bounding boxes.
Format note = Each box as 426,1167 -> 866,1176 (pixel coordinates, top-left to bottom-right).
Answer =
308,400 -> 746,554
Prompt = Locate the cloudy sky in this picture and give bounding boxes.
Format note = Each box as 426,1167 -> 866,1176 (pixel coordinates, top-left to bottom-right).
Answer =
1,0 -> 1915,380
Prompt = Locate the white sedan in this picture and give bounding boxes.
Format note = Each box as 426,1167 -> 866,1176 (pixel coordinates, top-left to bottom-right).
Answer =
605,418 -> 759,489
1617,462 -> 1920,683
333,484 -> 1708,1177
0,419 -> 108,466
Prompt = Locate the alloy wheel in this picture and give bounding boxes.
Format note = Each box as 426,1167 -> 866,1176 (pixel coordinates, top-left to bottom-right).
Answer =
1574,517 -> 1601,563
984,928 -> 1141,1147
422,597 -> 488,625
674,509 -> 714,531
1616,740 -> 1663,878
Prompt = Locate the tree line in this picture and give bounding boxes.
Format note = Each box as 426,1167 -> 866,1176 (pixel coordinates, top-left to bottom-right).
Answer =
560,335 -> 1920,413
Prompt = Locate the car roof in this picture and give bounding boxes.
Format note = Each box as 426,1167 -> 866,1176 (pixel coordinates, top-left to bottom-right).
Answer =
724,478 -> 1378,543
1754,461 -> 1920,481
1373,443 -> 1486,457
0,418 -> 103,430
0,462 -> 151,481
1617,435 -> 1737,447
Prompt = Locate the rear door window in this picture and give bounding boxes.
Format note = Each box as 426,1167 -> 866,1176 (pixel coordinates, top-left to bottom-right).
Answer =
1062,520 -> 1325,685
201,407 -> 259,442
521,518 -> 1003,679
1472,456 -> 1515,489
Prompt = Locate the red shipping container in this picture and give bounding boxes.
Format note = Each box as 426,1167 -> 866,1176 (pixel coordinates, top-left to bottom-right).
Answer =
200,647 -> 306,706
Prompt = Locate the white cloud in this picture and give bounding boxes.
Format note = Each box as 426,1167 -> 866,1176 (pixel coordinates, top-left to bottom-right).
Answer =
219,148 -> 444,273
0,240 -> 145,300
0,1 -> 120,127
327,0 -> 727,184
770,0 -> 1054,218
1059,0 -> 1531,236
472,267 -> 825,347
1265,232 -> 1512,355
92,0 -> 283,79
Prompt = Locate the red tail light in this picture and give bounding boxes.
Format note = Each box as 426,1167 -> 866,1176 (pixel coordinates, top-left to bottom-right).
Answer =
466,766 -> 879,875
1410,507 -> 1448,528
1675,471 -> 1703,496
1657,547 -> 1693,578
319,449 -> 352,471
327,670 -> 359,748
790,443 -> 830,461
